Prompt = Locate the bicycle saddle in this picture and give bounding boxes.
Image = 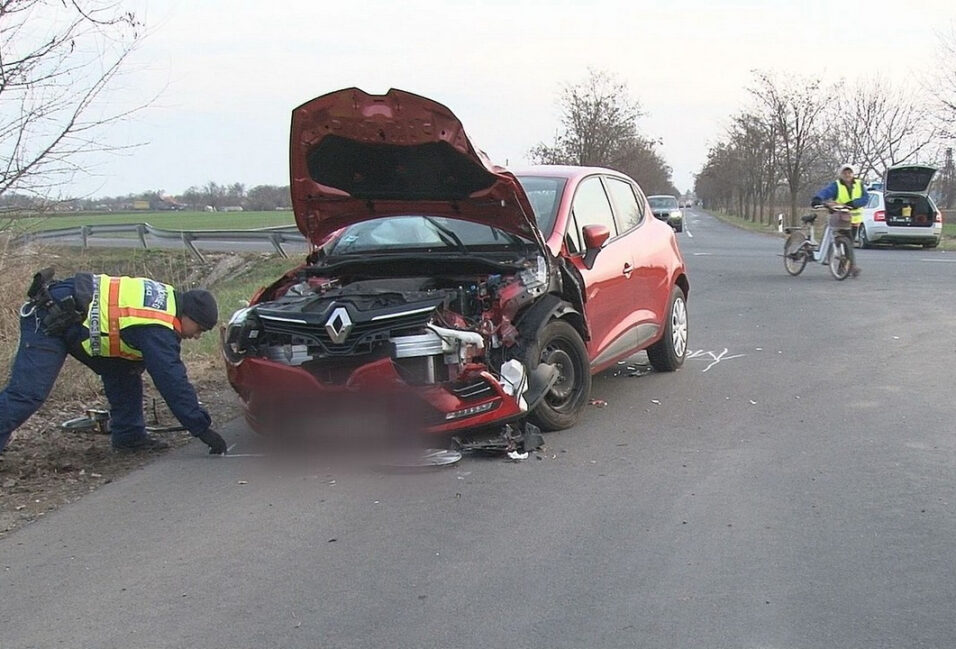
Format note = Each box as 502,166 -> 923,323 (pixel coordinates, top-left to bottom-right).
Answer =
801,213 -> 818,224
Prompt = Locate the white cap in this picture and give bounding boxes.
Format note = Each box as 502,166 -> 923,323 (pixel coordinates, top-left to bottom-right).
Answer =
838,163 -> 857,175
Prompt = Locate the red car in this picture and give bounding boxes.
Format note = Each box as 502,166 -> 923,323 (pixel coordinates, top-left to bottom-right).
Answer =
222,88 -> 688,445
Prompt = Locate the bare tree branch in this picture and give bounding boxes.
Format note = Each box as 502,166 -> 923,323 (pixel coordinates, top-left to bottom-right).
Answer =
0,0 -> 149,203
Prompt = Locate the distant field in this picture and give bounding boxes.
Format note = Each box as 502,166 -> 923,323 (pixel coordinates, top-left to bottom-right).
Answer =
6,210 -> 297,232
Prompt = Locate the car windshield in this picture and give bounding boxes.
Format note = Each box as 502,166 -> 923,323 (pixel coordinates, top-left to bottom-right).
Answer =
322,215 -> 531,255
516,175 -> 567,237
648,196 -> 679,210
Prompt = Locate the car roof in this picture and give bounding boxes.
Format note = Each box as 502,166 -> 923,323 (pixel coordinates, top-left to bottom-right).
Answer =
513,165 -> 634,181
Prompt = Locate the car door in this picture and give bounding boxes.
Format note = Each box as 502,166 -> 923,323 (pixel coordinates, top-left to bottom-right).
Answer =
603,176 -> 670,341
565,175 -> 641,368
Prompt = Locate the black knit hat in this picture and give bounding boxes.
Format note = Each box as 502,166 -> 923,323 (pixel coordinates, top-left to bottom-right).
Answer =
179,289 -> 218,330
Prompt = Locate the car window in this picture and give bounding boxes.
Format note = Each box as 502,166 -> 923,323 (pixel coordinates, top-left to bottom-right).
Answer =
604,177 -> 644,230
867,193 -> 880,209
324,215 -> 527,254
571,176 -> 618,238
515,176 -> 566,238
648,196 -> 679,210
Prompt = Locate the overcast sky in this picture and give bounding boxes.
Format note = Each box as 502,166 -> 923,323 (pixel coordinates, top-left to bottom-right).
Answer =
68,0 -> 954,198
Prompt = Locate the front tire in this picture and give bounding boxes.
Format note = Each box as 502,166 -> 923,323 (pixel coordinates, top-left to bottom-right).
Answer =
647,285 -> 688,372
829,234 -> 854,280
784,232 -> 809,276
523,320 -> 591,431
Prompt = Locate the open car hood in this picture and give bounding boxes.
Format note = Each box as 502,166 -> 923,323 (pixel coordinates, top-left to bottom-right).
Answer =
884,164 -> 937,194
289,88 -> 545,249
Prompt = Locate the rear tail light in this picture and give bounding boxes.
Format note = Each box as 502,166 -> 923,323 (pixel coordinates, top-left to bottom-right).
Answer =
935,211 -> 943,224
874,210 -> 885,222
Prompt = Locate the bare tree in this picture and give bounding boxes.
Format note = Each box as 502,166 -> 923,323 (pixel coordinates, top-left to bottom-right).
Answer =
530,68 -> 677,194
749,71 -> 831,223
829,78 -> 936,182
932,25 -> 956,140
0,0 -> 146,202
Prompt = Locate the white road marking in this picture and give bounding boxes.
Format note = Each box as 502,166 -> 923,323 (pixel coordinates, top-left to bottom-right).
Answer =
686,348 -> 746,372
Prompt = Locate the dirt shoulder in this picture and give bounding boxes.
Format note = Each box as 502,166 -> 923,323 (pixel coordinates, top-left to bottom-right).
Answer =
0,247 -> 286,538
0,357 -> 242,537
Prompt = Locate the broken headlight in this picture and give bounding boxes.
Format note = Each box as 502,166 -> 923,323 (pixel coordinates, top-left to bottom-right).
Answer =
222,306 -> 261,363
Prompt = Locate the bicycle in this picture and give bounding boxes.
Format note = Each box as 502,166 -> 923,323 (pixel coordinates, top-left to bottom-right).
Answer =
783,205 -> 857,280
60,400 -> 187,434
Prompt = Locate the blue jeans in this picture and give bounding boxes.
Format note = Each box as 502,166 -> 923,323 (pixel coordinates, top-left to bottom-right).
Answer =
0,301 -> 148,452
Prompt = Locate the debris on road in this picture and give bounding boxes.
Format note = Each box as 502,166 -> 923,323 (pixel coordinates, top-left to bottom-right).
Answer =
453,422 -> 543,457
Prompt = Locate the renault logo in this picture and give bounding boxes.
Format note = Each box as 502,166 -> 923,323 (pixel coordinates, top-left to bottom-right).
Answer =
325,306 -> 352,344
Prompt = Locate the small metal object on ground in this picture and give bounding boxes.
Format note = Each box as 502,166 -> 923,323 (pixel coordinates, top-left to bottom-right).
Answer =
61,409 -> 111,434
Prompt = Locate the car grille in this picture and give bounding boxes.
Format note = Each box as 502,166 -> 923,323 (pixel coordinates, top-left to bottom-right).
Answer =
451,377 -> 496,401
258,310 -> 433,357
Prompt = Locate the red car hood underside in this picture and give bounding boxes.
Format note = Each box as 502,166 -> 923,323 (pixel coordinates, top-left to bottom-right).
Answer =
289,87 -> 542,246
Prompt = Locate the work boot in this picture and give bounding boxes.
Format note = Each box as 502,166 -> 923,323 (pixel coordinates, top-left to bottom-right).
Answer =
112,435 -> 170,452
851,266 -> 861,279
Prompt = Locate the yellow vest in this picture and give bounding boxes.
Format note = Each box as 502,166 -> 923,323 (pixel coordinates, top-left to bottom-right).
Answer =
836,179 -> 864,225
82,275 -> 180,360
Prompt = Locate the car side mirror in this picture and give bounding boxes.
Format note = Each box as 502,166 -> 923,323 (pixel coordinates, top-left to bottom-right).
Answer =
581,224 -> 610,269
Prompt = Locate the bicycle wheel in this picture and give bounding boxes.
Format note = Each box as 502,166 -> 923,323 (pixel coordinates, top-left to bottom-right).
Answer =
829,234 -> 854,280
784,232 -> 809,276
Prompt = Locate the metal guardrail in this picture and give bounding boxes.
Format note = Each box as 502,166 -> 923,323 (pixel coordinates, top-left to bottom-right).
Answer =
13,223 -> 306,262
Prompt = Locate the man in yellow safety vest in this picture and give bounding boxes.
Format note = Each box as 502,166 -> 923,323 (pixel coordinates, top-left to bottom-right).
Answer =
0,271 -> 228,455
812,163 -> 869,278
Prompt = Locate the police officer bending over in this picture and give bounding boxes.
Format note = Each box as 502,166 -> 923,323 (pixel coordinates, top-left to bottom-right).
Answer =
0,270 -> 228,455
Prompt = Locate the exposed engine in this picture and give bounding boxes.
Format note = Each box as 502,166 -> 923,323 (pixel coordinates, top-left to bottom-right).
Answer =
223,256 -> 550,389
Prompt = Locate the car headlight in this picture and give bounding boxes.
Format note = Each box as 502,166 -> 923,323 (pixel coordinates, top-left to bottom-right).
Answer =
228,306 -> 253,327
670,210 -> 682,218
222,306 -> 260,363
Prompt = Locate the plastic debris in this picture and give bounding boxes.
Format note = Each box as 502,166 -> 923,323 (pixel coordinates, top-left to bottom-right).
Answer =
507,450 -> 530,461
589,398 -> 607,408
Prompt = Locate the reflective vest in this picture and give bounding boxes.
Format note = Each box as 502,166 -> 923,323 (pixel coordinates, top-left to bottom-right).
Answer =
836,179 -> 864,225
81,275 -> 181,360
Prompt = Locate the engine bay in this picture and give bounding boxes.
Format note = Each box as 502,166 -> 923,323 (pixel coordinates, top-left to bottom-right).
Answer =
222,256 -> 551,389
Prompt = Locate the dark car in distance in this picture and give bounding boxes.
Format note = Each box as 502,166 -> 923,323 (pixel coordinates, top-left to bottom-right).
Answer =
222,88 -> 689,445
647,195 -> 684,232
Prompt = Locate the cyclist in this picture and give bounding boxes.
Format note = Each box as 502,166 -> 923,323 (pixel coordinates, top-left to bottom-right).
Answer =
811,163 -> 868,278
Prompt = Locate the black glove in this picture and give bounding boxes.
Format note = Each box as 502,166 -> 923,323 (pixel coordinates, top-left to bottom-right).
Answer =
197,428 -> 227,455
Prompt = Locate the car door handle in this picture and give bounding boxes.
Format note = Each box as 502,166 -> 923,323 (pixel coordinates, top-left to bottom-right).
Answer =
622,263 -> 633,278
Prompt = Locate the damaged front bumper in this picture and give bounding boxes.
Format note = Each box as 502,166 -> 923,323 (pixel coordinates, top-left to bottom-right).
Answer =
226,355 -> 535,436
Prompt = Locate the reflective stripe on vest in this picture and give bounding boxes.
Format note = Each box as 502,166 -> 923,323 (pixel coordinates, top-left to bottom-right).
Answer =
82,275 -> 181,360
836,179 -> 864,224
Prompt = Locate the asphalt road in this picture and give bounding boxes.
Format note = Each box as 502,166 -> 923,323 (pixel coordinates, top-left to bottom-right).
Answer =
2,209 -> 955,648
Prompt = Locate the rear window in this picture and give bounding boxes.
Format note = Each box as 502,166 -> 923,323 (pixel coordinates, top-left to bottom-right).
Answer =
605,177 -> 644,230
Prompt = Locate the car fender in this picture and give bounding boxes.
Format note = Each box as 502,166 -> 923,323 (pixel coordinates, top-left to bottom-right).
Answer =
513,293 -> 586,344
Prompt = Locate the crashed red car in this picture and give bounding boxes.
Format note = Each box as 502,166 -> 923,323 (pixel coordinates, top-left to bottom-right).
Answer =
222,88 -> 689,443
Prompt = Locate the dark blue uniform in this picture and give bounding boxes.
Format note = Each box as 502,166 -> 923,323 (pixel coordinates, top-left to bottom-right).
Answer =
0,277 -> 211,452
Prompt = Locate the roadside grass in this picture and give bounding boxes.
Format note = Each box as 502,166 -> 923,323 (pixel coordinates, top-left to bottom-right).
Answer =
3,210 -> 296,234
708,209 -> 956,251
0,243 -> 296,398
